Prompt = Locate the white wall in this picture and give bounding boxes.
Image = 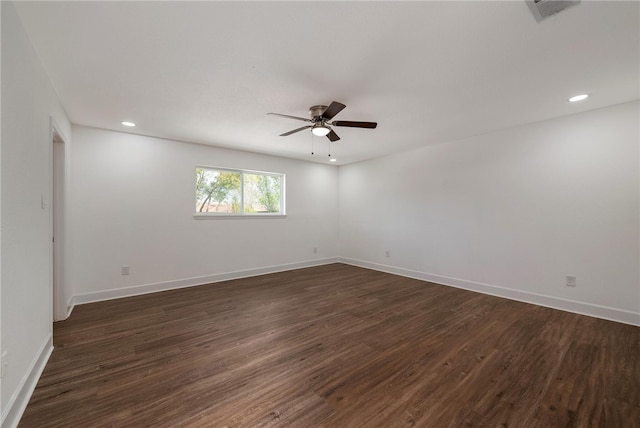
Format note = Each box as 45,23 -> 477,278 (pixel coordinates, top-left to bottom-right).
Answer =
1,2 -> 72,426
339,101 -> 640,325
67,126 -> 338,303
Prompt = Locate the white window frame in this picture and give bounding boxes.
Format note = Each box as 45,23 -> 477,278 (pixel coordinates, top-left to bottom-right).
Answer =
194,166 -> 286,218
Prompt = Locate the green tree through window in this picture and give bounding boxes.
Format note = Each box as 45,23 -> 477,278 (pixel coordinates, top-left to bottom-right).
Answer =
195,167 -> 284,215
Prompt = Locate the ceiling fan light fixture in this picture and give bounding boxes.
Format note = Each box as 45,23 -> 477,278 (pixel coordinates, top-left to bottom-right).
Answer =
311,124 -> 330,137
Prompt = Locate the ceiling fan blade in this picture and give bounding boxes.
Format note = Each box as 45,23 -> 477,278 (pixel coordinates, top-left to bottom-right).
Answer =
280,125 -> 312,136
327,129 -> 340,142
332,120 -> 377,129
268,113 -> 311,122
321,101 -> 346,120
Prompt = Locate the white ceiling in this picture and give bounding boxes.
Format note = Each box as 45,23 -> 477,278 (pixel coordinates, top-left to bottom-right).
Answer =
14,1 -> 640,165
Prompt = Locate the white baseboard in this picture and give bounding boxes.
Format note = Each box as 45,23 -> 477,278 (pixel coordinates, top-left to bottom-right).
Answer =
1,334 -> 53,428
339,258 -> 640,326
56,297 -> 74,321
70,258 -> 339,309
67,257 -> 639,326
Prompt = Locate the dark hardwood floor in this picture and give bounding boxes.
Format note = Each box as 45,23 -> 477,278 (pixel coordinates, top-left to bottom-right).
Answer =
19,263 -> 639,427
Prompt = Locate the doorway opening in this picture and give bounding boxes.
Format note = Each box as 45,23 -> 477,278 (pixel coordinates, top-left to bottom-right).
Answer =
52,122 -> 67,321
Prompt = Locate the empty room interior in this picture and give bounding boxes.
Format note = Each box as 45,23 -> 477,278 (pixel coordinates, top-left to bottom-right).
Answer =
1,1 -> 639,427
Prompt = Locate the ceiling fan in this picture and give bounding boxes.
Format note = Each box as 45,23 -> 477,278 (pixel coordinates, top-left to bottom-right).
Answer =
268,101 -> 377,142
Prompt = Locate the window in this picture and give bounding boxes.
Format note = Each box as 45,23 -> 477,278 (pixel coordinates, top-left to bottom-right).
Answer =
195,167 -> 285,216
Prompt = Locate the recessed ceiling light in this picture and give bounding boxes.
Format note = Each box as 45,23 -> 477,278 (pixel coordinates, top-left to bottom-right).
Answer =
121,121 -> 136,127
329,158 -> 337,163
569,94 -> 589,102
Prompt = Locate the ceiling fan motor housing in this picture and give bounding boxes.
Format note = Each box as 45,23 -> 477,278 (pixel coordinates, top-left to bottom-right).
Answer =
309,105 -> 328,121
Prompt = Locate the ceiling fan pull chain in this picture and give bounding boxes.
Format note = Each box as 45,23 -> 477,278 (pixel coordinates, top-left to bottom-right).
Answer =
311,132 -> 314,155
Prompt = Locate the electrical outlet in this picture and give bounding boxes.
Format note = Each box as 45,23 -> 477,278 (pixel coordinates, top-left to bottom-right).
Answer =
385,250 -> 391,258
566,275 -> 576,287
313,247 -> 318,254
122,266 -> 130,276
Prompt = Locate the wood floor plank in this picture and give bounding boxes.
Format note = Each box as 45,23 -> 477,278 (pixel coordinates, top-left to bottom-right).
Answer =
18,263 -> 639,427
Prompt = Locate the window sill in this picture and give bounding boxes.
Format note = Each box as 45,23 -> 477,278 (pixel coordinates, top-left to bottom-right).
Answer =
193,213 -> 287,220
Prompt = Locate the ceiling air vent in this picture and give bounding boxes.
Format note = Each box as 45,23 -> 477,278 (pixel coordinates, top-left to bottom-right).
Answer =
526,0 -> 580,22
